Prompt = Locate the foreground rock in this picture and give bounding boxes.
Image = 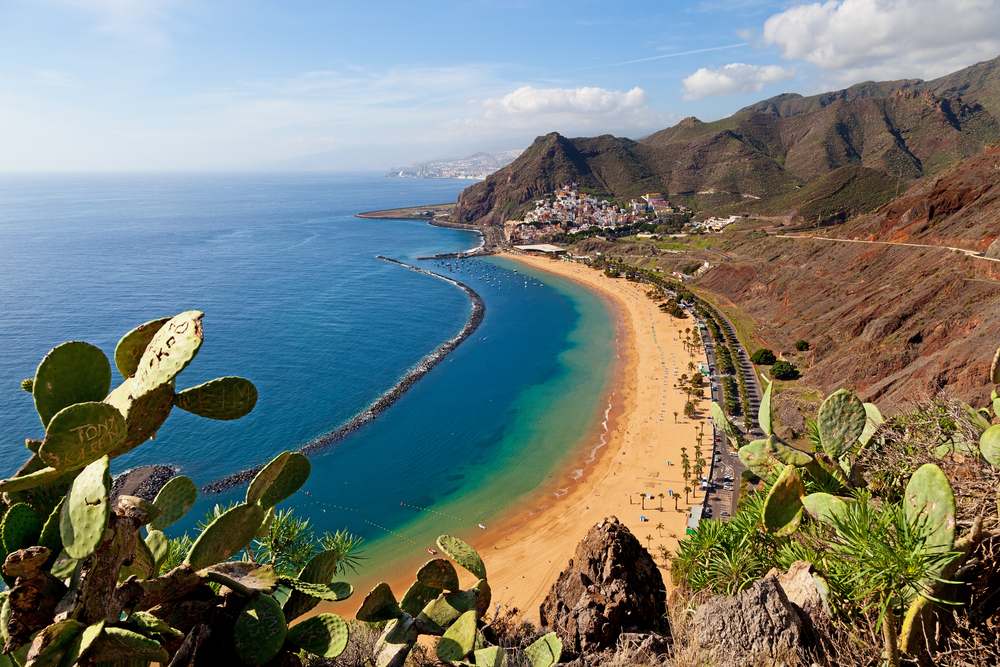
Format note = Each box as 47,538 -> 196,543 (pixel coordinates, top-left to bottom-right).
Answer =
110,465 -> 176,503
692,577 -> 814,667
539,516 -> 669,658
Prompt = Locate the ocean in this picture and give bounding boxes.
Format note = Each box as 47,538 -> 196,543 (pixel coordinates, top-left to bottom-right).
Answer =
0,172 -> 615,579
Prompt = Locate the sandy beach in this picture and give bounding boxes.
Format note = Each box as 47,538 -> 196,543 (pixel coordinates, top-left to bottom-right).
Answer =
334,252 -> 711,622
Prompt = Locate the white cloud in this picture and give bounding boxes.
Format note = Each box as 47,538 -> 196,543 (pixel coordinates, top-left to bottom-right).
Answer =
761,0 -> 1000,83
447,85 -> 677,143
483,86 -> 650,117
681,63 -> 796,99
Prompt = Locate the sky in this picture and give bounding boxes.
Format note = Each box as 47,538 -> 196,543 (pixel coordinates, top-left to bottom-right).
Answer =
3,0 -> 1000,171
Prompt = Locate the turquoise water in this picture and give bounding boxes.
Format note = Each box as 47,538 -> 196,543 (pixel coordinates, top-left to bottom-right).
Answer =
0,172 -> 615,577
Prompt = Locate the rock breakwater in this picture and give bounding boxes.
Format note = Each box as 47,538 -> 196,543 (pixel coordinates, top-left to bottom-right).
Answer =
201,256 -> 485,494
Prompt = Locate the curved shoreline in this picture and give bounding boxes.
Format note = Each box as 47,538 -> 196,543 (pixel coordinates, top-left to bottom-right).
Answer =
202,257 -> 485,494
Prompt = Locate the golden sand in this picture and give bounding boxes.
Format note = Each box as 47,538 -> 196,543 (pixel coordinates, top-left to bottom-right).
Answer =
333,253 -> 713,622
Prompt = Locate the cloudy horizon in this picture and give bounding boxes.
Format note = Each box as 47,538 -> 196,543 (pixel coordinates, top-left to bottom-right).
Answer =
3,0 -> 999,171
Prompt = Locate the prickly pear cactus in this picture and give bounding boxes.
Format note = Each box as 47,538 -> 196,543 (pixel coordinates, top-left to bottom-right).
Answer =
245,451 -> 291,506
131,311 -> 204,398
762,464 -> 805,536
817,389 -> 867,459
437,535 -> 487,579
183,502 -> 265,570
174,376 -> 258,421
113,317 -> 170,379
32,342 -> 112,429
148,475 -> 197,531
523,633 -> 563,667
980,424 -> 1000,469
801,493 -> 852,526
232,593 -> 287,665
759,380 -> 773,436
903,464 -> 956,581
256,452 -> 310,509
356,582 -> 403,623
416,558 -> 460,591
286,613 -> 349,658
59,455 -> 110,560
38,401 -> 125,471
437,609 -> 477,663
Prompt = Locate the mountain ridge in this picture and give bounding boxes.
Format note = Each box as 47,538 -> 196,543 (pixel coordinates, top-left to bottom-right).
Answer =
453,56 -> 1000,225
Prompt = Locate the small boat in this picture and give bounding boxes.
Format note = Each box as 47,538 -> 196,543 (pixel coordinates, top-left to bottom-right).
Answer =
428,548 -> 438,555
479,524 -> 486,530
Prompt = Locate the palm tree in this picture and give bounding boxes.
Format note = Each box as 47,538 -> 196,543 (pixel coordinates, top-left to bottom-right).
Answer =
658,493 -> 665,510
684,485 -> 692,503
639,492 -> 647,510
656,522 -> 665,537
674,494 -> 680,511
673,411 -> 678,423
645,534 -> 654,550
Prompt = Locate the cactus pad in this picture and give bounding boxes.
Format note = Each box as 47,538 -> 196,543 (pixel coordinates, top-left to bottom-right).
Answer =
279,578 -> 352,601
765,435 -> 813,467
25,618 -> 85,667
131,311 -> 204,399
400,580 -> 442,617
472,578 -> 491,619
523,633 -> 562,667
437,610 -> 476,663
184,502 -> 265,570
283,548 -> 343,621
256,506 -> 275,539
356,582 -> 402,622
758,380 -> 773,436
416,592 -> 472,635
201,562 -> 279,595
374,614 -> 418,667
130,611 -> 184,639
738,439 -> 782,479
89,627 -> 169,663
859,403 -> 884,447
108,382 -> 177,458
416,559 -> 460,591
33,341 -> 112,429
991,345 -> 1000,385
145,530 -> 168,574
436,535 -> 486,580
474,647 -> 507,667
0,466 -> 66,494
59,456 -> 110,560
980,424 -> 1000,469
904,464 -> 956,564
762,464 -> 805,536
257,452 -> 310,509
801,493 -> 852,526
232,594 -> 287,666
817,389 -> 867,459
149,475 -> 197,532
114,317 -> 171,379
245,451 -> 291,506
1,503 -> 44,586
710,401 -> 737,439
175,376 -> 258,421
39,401 -> 126,471
286,613 -> 349,659
38,499 -> 65,570
118,535 -> 155,582
57,621 -> 104,667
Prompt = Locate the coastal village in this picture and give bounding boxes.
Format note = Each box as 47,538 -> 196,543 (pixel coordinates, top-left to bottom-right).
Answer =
503,184 -> 738,244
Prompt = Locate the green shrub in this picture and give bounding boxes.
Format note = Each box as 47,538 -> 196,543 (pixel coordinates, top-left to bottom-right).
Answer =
771,360 -> 800,380
750,349 -> 776,365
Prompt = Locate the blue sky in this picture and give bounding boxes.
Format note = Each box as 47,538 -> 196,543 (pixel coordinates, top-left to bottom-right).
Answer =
3,0 -> 1000,170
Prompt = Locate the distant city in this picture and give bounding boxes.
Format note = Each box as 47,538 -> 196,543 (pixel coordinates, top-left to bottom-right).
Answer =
383,149 -> 524,180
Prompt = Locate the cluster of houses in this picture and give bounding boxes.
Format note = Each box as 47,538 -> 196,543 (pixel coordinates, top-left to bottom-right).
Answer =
504,186 -> 691,244
691,215 -> 740,231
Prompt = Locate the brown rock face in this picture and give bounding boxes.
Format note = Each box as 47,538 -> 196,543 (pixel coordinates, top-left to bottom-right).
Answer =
538,516 -> 668,656
692,577 -> 813,667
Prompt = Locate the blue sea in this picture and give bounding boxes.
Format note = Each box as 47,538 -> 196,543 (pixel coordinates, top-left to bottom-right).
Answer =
0,172 -> 615,581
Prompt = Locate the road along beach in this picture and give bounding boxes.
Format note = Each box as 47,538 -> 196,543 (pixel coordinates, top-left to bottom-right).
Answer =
332,252 -> 712,622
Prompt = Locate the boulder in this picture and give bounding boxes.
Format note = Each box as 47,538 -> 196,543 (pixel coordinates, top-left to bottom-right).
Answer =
539,517 -> 668,657
764,560 -> 828,627
692,577 -> 813,667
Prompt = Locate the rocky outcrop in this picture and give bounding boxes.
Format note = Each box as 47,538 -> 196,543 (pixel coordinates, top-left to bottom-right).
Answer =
692,577 -> 814,667
539,517 -> 668,657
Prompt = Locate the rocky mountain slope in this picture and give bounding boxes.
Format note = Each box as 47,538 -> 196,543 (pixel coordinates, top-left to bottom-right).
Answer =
688,141 -> 1000,413
453,56 -> 1000,225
